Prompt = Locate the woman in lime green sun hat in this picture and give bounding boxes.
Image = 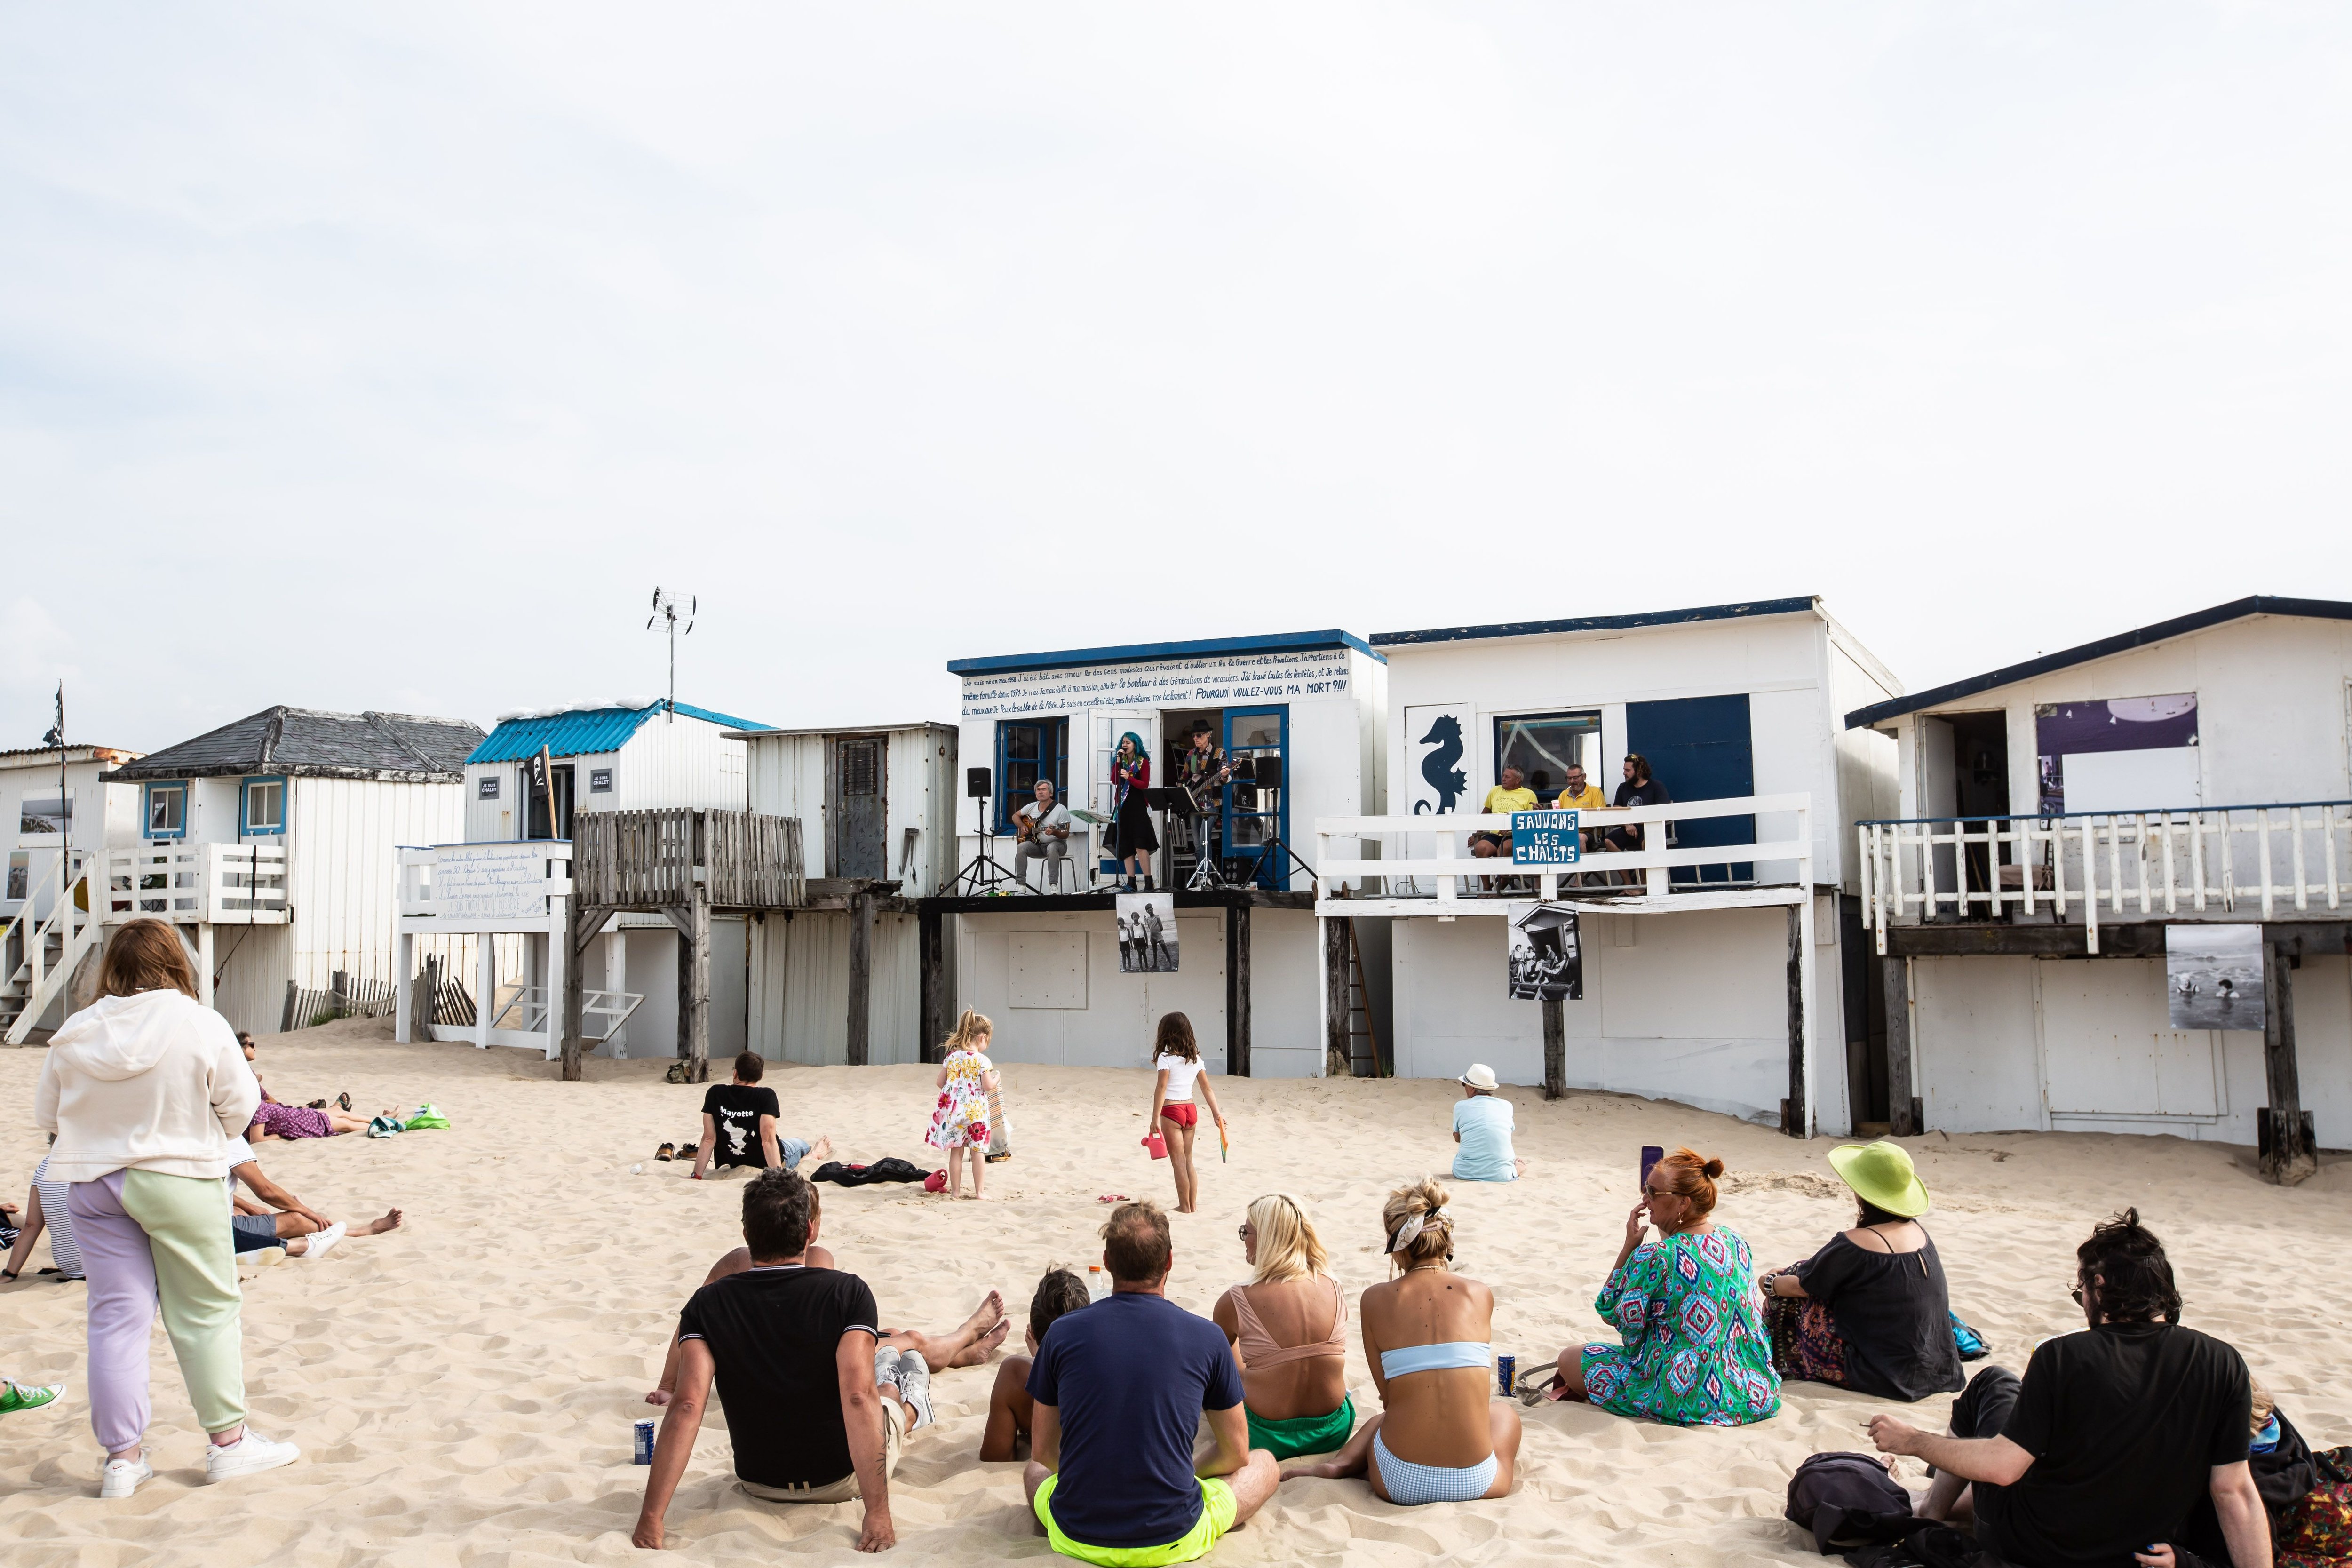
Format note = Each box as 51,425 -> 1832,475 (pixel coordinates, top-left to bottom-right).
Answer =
1755,1140 -> 1965,1402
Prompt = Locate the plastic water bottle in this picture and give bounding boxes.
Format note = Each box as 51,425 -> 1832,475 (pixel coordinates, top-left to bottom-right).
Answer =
1087,1266 -> 1110,1303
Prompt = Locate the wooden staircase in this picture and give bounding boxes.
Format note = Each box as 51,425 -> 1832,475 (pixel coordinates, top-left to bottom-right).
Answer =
2,852 -> 102,1045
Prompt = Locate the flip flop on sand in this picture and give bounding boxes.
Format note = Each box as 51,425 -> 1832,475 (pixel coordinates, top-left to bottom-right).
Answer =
336,1092 -> 353,1112
1095,1194 -> 1129,1204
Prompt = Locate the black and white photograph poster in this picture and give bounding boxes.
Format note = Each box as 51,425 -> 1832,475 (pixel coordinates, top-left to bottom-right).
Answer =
1116,891 -> 1178,974
1506,904 -> 1582,1003
2166,923 -> 2265,1031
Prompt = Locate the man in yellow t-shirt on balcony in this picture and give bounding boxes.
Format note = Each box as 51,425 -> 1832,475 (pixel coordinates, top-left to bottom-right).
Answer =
1553,763 -> 1605,813
1469,765 -> 1538,860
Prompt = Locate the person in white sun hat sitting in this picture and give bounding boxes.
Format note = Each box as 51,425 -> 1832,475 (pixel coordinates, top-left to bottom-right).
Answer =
1450,1066 -> 1527,1183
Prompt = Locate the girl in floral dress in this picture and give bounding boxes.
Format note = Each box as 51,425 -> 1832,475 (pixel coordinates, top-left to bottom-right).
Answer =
1544,1146 -> 1780,1426
925,1010 -> 1001,1199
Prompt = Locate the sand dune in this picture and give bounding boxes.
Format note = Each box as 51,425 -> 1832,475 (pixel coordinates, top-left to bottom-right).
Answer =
4,1016 -> 2347,1565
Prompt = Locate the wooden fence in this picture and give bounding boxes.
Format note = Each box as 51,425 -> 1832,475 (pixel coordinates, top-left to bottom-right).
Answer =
572,808 -> 805,909
280,971 -> 399,1033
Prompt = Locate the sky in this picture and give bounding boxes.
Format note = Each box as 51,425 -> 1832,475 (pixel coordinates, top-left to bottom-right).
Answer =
3,2 -> 2348,751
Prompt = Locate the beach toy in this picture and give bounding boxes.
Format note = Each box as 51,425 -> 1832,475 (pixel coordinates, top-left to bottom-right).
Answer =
923,1169 -> 948,1193
1219,1124 -> 1230,1164
1143,1131 -> 1168,1161
631,1163 -> 644,1175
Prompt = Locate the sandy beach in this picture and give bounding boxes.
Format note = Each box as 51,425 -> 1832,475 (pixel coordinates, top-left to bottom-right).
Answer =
4,1019 -> 2347,1567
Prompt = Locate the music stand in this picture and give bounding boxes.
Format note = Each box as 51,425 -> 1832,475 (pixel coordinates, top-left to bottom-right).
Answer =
1224,755 -> 1317,895
954,770 -> 1028,896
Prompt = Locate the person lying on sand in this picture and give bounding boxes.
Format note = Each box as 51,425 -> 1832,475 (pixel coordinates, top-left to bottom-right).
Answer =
691,1052 -> 832,1179
1279,1180 -> 1519,1504
635,1168 -> 923,1554
226,1154 -> 402,1261
979,1267 -> 1091,1462
238,1031 -> 357,1119
1862,1208 -> 2268,1568
647,1237 -> 1007,1405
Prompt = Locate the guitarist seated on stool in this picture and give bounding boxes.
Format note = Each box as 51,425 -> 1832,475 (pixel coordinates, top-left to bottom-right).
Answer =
1179,721 -> 1235,869
1014,779 -> 1074,890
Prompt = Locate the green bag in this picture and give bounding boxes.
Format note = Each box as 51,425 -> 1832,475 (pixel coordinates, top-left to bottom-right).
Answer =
402,1103 -> 452,1130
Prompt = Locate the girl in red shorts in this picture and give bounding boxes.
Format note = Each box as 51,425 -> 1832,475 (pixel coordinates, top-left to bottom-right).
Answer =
1147,1012 -> 1228,1215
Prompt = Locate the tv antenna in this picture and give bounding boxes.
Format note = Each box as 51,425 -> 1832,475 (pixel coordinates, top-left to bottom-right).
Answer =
647,588 -> 696,722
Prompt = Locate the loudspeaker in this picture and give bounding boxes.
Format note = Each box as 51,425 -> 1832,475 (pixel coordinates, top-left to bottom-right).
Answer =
1251,756 -> 1283,793
966,767 -> 992,799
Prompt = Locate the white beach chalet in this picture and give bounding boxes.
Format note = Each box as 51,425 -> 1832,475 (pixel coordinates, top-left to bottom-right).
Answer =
2,743 -> 143,1042
1320,598 -> 1899,1136
1845,596 -> 2352,1181
397,698 -> 768,1059
935,631 -> 1388,1078
730,722 -> 957,1067
101,708 -> 483,1036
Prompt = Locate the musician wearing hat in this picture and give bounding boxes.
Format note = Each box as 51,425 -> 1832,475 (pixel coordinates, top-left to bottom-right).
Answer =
1757,1141 -> 1964,1402
1450,1065 -> 1528,1183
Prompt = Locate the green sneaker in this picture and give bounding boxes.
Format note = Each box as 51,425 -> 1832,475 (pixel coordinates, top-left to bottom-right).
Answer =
0,1378 -> 66,1415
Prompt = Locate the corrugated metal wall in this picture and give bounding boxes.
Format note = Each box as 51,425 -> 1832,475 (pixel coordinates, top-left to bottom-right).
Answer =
742,727 -> 956,891
748,909 -> 922,1066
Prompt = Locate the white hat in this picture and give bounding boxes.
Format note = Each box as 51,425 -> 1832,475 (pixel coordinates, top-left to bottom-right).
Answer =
1459,1064 -> 1499,1091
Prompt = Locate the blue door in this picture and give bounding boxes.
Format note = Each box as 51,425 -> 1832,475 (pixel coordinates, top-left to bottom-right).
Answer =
1625,694 -> 1754,885
1223,706 -> 1289,890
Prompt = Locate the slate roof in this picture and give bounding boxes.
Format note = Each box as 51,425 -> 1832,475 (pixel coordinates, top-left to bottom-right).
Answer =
112,708 -> 485,782
1843,596 -> 2352,730
467,701 -> 770,764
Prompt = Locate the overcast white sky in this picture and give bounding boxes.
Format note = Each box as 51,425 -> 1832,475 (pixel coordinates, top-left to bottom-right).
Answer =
4,3 -> 2347,750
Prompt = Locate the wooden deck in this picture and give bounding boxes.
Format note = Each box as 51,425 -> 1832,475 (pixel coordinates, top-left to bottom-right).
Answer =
570,808 -> 805,910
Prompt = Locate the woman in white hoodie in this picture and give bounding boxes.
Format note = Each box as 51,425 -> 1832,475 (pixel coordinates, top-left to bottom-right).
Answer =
32,918 -> 301,1498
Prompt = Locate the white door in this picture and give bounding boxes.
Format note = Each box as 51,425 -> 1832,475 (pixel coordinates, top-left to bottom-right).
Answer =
2039,958 -> 2223,1118
1091,709 -> 1156,868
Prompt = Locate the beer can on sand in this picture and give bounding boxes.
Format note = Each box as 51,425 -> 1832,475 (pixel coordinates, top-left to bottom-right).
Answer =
1496,1354 -> 1516,1396
634,1419 -> 657,1465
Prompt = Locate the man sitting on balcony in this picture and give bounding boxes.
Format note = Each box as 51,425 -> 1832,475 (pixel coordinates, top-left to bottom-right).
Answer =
1469,767 -> 1539,860
1015,780 -> 1075,892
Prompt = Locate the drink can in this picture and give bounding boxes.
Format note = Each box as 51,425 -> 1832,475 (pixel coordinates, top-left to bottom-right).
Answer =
634,1418 -> 657,1465
1496,1353 -> 1516,1397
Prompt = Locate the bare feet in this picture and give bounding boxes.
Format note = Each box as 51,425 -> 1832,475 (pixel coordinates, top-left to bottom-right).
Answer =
806,1135 -> 834,1163
1279,1457 -> 1351,1482
961,1289 -> 1007,1337
355,1209 -> 403,1237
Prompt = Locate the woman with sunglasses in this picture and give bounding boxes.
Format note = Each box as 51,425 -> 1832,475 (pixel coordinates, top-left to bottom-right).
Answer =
1542,1147 -> 1780,1426
1211,1195 -> 1355,1462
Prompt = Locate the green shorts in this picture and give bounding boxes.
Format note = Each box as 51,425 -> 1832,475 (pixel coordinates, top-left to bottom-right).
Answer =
1033,1473 -> 1237,1567
1246,1393 -> 1357,1460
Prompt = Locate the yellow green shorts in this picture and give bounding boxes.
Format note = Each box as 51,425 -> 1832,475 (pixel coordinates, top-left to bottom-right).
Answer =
1032,1473 -> 1237,1567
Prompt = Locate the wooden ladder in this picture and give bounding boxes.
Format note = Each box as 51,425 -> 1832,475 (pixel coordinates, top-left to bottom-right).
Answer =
1344,921 -> 1381,1077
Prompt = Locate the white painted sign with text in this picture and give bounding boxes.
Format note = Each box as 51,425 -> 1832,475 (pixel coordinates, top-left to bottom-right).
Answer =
961,649 -> 1352,720
431,842 -> 558,920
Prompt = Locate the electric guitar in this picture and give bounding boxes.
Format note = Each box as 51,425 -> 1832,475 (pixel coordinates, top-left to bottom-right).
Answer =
1180,757 -> 1237,816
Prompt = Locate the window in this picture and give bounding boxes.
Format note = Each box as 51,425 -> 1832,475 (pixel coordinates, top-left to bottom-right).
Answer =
1494,711 -> 1602,799
145,782 -> 188,839
995,718 -> 1068,833
242,775 -> 286,836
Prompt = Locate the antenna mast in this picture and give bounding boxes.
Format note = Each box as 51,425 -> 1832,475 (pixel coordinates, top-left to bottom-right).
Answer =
646,589 -> 697,722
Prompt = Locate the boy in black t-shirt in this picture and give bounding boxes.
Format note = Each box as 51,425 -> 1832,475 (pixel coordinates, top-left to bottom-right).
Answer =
1863,1208 -> 2269,1568
691,1053 -> 831,1179
634,1167 -> 923,1554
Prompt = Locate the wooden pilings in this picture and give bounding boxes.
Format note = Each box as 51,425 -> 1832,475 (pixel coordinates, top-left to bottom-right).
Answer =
847,887 -> 874,1067
918,903 -> 947,1065
1884,955 -> 1919,1137
2260,932 -> 2318,1186
666,885 -> 711,1083
1541,997 -> 1565,1101
1782,903 -> 1806,1138
1227,901 -> 1252,1078
1323,917 -> 1351,1079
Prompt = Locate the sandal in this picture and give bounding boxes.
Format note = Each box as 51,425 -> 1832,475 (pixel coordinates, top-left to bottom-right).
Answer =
1095,1194 -> 1130,1204
655,1143 -> 677,1162
305,1100 -> 326,1110
336,1092 -> 353,1112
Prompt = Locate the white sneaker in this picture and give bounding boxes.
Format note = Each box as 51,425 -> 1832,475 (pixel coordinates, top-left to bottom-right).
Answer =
99,1454 -> 153,1498
204,1428 -> 301,1484
299,1222 -> 346,1261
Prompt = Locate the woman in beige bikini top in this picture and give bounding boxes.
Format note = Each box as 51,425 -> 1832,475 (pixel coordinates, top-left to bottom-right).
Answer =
1210,1194 -> 1355,1462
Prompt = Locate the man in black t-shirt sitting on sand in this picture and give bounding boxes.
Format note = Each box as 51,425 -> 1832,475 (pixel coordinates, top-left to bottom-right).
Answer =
1864,1207 -> 2270,1568
634,1167 -> 927,1553
691,1052 -> 832,1179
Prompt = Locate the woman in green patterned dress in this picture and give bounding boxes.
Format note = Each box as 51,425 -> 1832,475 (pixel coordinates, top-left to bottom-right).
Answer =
1544,1147 -> 1780,1426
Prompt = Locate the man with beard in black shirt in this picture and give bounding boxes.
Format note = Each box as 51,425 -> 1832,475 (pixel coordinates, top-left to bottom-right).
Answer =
635,1168 -> 925,1553
1863,1208 -> 2270,1568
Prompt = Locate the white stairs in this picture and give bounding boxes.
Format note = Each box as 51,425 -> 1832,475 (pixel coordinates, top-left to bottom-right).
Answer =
1,851 -> 103,1045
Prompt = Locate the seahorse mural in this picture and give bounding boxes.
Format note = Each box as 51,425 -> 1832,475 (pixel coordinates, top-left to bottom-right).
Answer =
1414,714 -> 1467,814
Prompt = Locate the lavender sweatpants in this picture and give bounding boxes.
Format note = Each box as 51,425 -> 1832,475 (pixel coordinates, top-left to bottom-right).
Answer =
68,1169 -> 247,1452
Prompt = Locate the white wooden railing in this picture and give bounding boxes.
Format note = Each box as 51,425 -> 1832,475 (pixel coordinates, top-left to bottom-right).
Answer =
486,981 -> 644,1041
3,848 -> 105,1045
103,842 -> 290,924
1316,794 -> 1815,911
1858,801 -> 2351,955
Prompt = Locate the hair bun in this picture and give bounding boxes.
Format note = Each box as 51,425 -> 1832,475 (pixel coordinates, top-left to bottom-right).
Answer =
1701,1158 -> 1726,1180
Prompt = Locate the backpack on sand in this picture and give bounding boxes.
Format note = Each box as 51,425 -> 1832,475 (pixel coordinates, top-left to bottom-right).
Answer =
1785,1453 -> 1914,1555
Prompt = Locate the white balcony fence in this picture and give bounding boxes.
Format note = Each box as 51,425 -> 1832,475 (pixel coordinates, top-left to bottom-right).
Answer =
1315,794 -> 1815,915
103,842 -> 290,925
486,982 -> 644,1041
1857,801 -> 2352,955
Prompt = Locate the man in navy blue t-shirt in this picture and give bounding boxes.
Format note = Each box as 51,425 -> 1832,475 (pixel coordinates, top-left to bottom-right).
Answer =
1025,1202 -> 1279,1565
